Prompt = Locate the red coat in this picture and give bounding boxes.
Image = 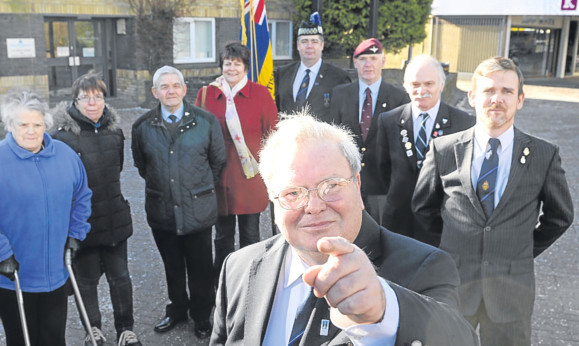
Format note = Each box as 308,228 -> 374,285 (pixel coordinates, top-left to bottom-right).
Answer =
195,81 -> 278,215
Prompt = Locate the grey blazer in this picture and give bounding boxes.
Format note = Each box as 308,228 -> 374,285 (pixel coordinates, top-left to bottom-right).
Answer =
412,127 -> 574,323
210,211 -> 479,346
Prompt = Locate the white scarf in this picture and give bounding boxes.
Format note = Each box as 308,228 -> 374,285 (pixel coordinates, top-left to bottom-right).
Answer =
210,75 -> 259,179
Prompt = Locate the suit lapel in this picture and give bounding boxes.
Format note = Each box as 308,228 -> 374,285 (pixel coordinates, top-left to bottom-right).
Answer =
396,104 -> 418,173
431,102 -> 452,140
454,129 -> 486,218
307,62 -> 331,108
244,237 -> 288,344
491,128 -> 533,218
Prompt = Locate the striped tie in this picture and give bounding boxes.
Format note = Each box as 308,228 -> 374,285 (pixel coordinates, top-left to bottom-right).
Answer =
415,113 -> 430,168
288,289 -> 317,345
477,138 -> 500,218
295,69 -> 311,107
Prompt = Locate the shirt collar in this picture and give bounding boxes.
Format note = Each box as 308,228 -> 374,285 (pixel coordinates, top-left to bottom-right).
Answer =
411,99 -> 441,122
474,123 -> 514,153
359,78 -> 382,97
285,246 -> 311,289
299,59 -> 322,78
161,103 -> 184,122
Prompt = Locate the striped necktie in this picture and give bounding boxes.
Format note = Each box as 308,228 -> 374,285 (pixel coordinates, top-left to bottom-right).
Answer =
415,113 -> 430,168
477,138 -> 500,218
360,88 -> 373,141
295,69 -> 311,107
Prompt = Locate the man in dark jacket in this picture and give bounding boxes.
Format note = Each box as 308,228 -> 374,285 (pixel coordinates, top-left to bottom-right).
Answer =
52,73 -> 140,346
274,12 -> 351,121
131,66 -> 226,340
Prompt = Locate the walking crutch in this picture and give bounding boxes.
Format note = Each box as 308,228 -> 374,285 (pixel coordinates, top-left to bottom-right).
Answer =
13,270 -> 31,346
65,250 -> 98,346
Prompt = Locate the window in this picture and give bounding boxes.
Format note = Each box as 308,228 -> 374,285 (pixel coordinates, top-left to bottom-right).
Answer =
174,18 -> 215,63
268,20 -> 292,59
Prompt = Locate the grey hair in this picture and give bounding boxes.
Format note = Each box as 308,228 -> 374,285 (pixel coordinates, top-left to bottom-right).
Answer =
259,110 -> 361,196
152,65 -> 185,90
404,54 -> 446,86
0,90 -> 52,133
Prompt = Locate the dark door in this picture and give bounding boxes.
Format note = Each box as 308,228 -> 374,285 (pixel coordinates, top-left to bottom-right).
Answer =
44,18 -> 112,104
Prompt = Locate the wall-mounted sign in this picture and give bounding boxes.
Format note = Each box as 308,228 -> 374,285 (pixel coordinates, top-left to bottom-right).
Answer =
561,0 -> 577,11
6,38 -> 36,58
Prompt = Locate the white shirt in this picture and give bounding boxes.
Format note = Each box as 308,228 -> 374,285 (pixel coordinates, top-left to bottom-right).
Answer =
411,100 -> 441,144
263,246 -> 399,346
293,59 -> 322,102
471,124 -> 514,207
358,78 -> 382,122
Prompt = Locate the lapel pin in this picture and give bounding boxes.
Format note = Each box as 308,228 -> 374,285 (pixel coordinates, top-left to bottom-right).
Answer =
405,142 -> 412,149
523,147 -> 530,156
319,74 -> 324,79
433,131 -> 438,137
402,137 -> 409,143
382,103 -> 387,108
320,319 -> 329,336
520,156 -> 526,164
435,123 -> 440,129
400,129 -> 407,136
442,118 -> 448,124
406,150 -> 413,157
438,130 -> 443,136
185,112 -> 190,116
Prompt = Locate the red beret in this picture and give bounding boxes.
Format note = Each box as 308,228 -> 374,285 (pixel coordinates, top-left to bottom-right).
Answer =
353,38 -> 383,58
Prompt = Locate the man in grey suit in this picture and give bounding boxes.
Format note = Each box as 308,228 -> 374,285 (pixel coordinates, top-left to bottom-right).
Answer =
210,113 -> 479,345
412,57 -> 574,346
274,12 -> 351,120
328,38 -> 410,224
377,55 -> 474,242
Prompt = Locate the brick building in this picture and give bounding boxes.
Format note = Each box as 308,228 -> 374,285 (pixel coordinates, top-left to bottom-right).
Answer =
0,0 -> 295,104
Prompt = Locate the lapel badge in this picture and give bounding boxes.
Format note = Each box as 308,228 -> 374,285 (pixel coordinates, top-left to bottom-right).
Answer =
438,130 -> 443,136
405,142 -> 412,149
319,74 -> 324,79
320,319 -> 330,336
184,112 -> 190,116
324,93 -> 330,107
442,118 -> 448,124
435,123 -> 441,129
402,136 -> 409,143
523,147 -> 530,156
382,103 -> 387,108
400,129 -> 408,136
520,156 -> 526,164
406,150 -> 413,157
433,131 -> 439,137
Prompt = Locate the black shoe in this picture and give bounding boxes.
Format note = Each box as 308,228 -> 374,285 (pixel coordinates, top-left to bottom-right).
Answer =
194,320 -> 212,339
154,315 -> 186,333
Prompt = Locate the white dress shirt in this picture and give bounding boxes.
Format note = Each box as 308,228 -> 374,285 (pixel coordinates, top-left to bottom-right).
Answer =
293,59 -> 322,102
411,100 -> 441,144
471,124 -> 514,207
263,246 -> 399,346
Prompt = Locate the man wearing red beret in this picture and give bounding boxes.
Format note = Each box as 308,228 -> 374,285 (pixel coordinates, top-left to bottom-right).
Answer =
328,38 -> 410,224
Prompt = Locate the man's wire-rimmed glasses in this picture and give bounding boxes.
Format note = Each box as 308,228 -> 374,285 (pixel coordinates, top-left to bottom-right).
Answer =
274,176 -> 356,210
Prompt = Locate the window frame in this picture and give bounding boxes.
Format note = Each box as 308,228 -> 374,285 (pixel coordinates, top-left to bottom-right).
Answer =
268,20 -> 293,60
173,17 -> 216,64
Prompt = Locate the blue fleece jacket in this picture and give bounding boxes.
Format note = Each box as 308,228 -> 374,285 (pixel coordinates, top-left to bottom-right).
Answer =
0,133 -> 92,292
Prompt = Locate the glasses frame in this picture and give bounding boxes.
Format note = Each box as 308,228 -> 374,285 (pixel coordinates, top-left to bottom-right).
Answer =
76,94 -> 105,104
274,175 -> 356,210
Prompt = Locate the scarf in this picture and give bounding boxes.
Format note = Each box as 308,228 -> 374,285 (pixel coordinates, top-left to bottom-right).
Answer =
210,75 -> 259,179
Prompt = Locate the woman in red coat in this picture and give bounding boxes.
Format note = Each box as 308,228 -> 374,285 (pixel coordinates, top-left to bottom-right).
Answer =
195,41 -> 278,280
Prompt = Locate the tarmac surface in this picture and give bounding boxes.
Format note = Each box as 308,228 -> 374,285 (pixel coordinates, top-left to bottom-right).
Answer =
1,76 -> 578,345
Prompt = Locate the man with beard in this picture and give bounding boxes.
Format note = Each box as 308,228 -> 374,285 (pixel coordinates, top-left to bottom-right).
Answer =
412,57 -> 573,345
376,55 -> 474,242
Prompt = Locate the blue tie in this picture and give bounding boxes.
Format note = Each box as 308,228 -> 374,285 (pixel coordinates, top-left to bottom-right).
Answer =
168,114 -> 177,123
295,69 -> 311,107
415,113 -> 430,168
477,138 -> 500,218
288,289 -> 317,345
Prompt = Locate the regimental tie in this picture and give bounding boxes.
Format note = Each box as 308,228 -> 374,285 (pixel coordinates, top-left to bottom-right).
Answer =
476,138 -> 500,218
295,69 -> 311,107
288,289 -> 317,345
360,88 -> 373,141
415,113 -> 430,168
168,114 -> 177,123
